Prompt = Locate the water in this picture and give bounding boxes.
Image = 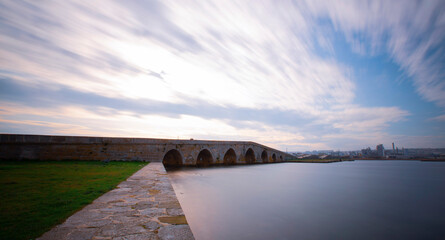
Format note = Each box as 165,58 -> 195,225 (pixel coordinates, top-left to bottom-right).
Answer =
167,161 -> 445,240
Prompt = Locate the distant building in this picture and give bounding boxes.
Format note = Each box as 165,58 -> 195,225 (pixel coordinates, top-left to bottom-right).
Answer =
361,147 -> 374,157
376,144 -> 385,157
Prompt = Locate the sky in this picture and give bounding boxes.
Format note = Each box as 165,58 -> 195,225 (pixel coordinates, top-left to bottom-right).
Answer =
0,1 -> 444,151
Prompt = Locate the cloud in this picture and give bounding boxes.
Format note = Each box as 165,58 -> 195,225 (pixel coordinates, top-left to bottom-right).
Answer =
430,114 -> 445,122
0,76 -> 409,150
0,1 -> 356,110
306,0 -> 445,108
314,106 -> 410,132
1,1 -> 441,150
0,76 -> 407,132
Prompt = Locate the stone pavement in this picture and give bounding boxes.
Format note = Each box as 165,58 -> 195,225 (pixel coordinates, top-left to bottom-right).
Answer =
38,163 -> 194,240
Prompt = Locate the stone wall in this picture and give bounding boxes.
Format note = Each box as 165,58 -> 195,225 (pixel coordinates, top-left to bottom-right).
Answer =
0,134 -> 291,166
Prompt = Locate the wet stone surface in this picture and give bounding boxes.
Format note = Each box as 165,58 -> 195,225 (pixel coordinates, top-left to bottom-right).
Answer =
38,163 -> 194,240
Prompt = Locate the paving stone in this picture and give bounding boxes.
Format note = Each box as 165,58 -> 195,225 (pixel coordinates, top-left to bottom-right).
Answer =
112,232 -> 159,240
141,221 -> 161,231
158,215 -> 188,225
100,223 -> 147,236
157,200 -> 181,209
132,201 -> 157,210
38,227 -> 72,240
66,228 -> 99,240
86,219 -> 113,228
139,207 -> 166,217
166,208 -> 184,216
108,215 -> 144,223
158,225 -> 194,240
95,194 -> 128,203
99,206 -> 134,213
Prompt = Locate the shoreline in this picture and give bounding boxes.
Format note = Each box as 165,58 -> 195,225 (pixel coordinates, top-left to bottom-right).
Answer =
287,159 -> 353,163
287,158 -> 445,163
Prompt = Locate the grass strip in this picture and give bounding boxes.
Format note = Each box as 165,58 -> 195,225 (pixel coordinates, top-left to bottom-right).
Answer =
0,160 -> 148,240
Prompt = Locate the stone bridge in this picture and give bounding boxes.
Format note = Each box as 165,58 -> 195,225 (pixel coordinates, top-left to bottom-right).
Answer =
0,134 -> 290,166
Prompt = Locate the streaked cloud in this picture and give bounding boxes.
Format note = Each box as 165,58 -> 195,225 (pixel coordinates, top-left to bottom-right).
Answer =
305,0 -> 445,107
0,0 -> 444,150
430,114 -> 445,122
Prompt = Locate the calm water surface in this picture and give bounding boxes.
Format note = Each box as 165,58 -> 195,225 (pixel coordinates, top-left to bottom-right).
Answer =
167,161 -> 445,240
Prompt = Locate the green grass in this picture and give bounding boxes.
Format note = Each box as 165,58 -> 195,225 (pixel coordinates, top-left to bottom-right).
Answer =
0,160 -> 148,240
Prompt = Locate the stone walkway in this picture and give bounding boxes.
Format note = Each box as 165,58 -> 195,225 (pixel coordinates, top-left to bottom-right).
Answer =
38,163 -> 194,240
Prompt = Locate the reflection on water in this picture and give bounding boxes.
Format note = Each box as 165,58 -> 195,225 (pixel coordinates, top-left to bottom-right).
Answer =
167,161 -> 445,240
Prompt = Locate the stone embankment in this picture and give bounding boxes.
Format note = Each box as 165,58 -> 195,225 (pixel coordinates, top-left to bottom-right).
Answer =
38,163 -> 194,240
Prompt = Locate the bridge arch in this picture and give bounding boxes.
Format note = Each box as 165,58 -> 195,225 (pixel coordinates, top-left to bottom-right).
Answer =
279,155 -> 283,162
223,148 -> 236,165
245,148 -> 255,164
163,149 -> 183,167
272,153 -> 276,162
261,150 -> 268,163
196,149 -> 213,166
